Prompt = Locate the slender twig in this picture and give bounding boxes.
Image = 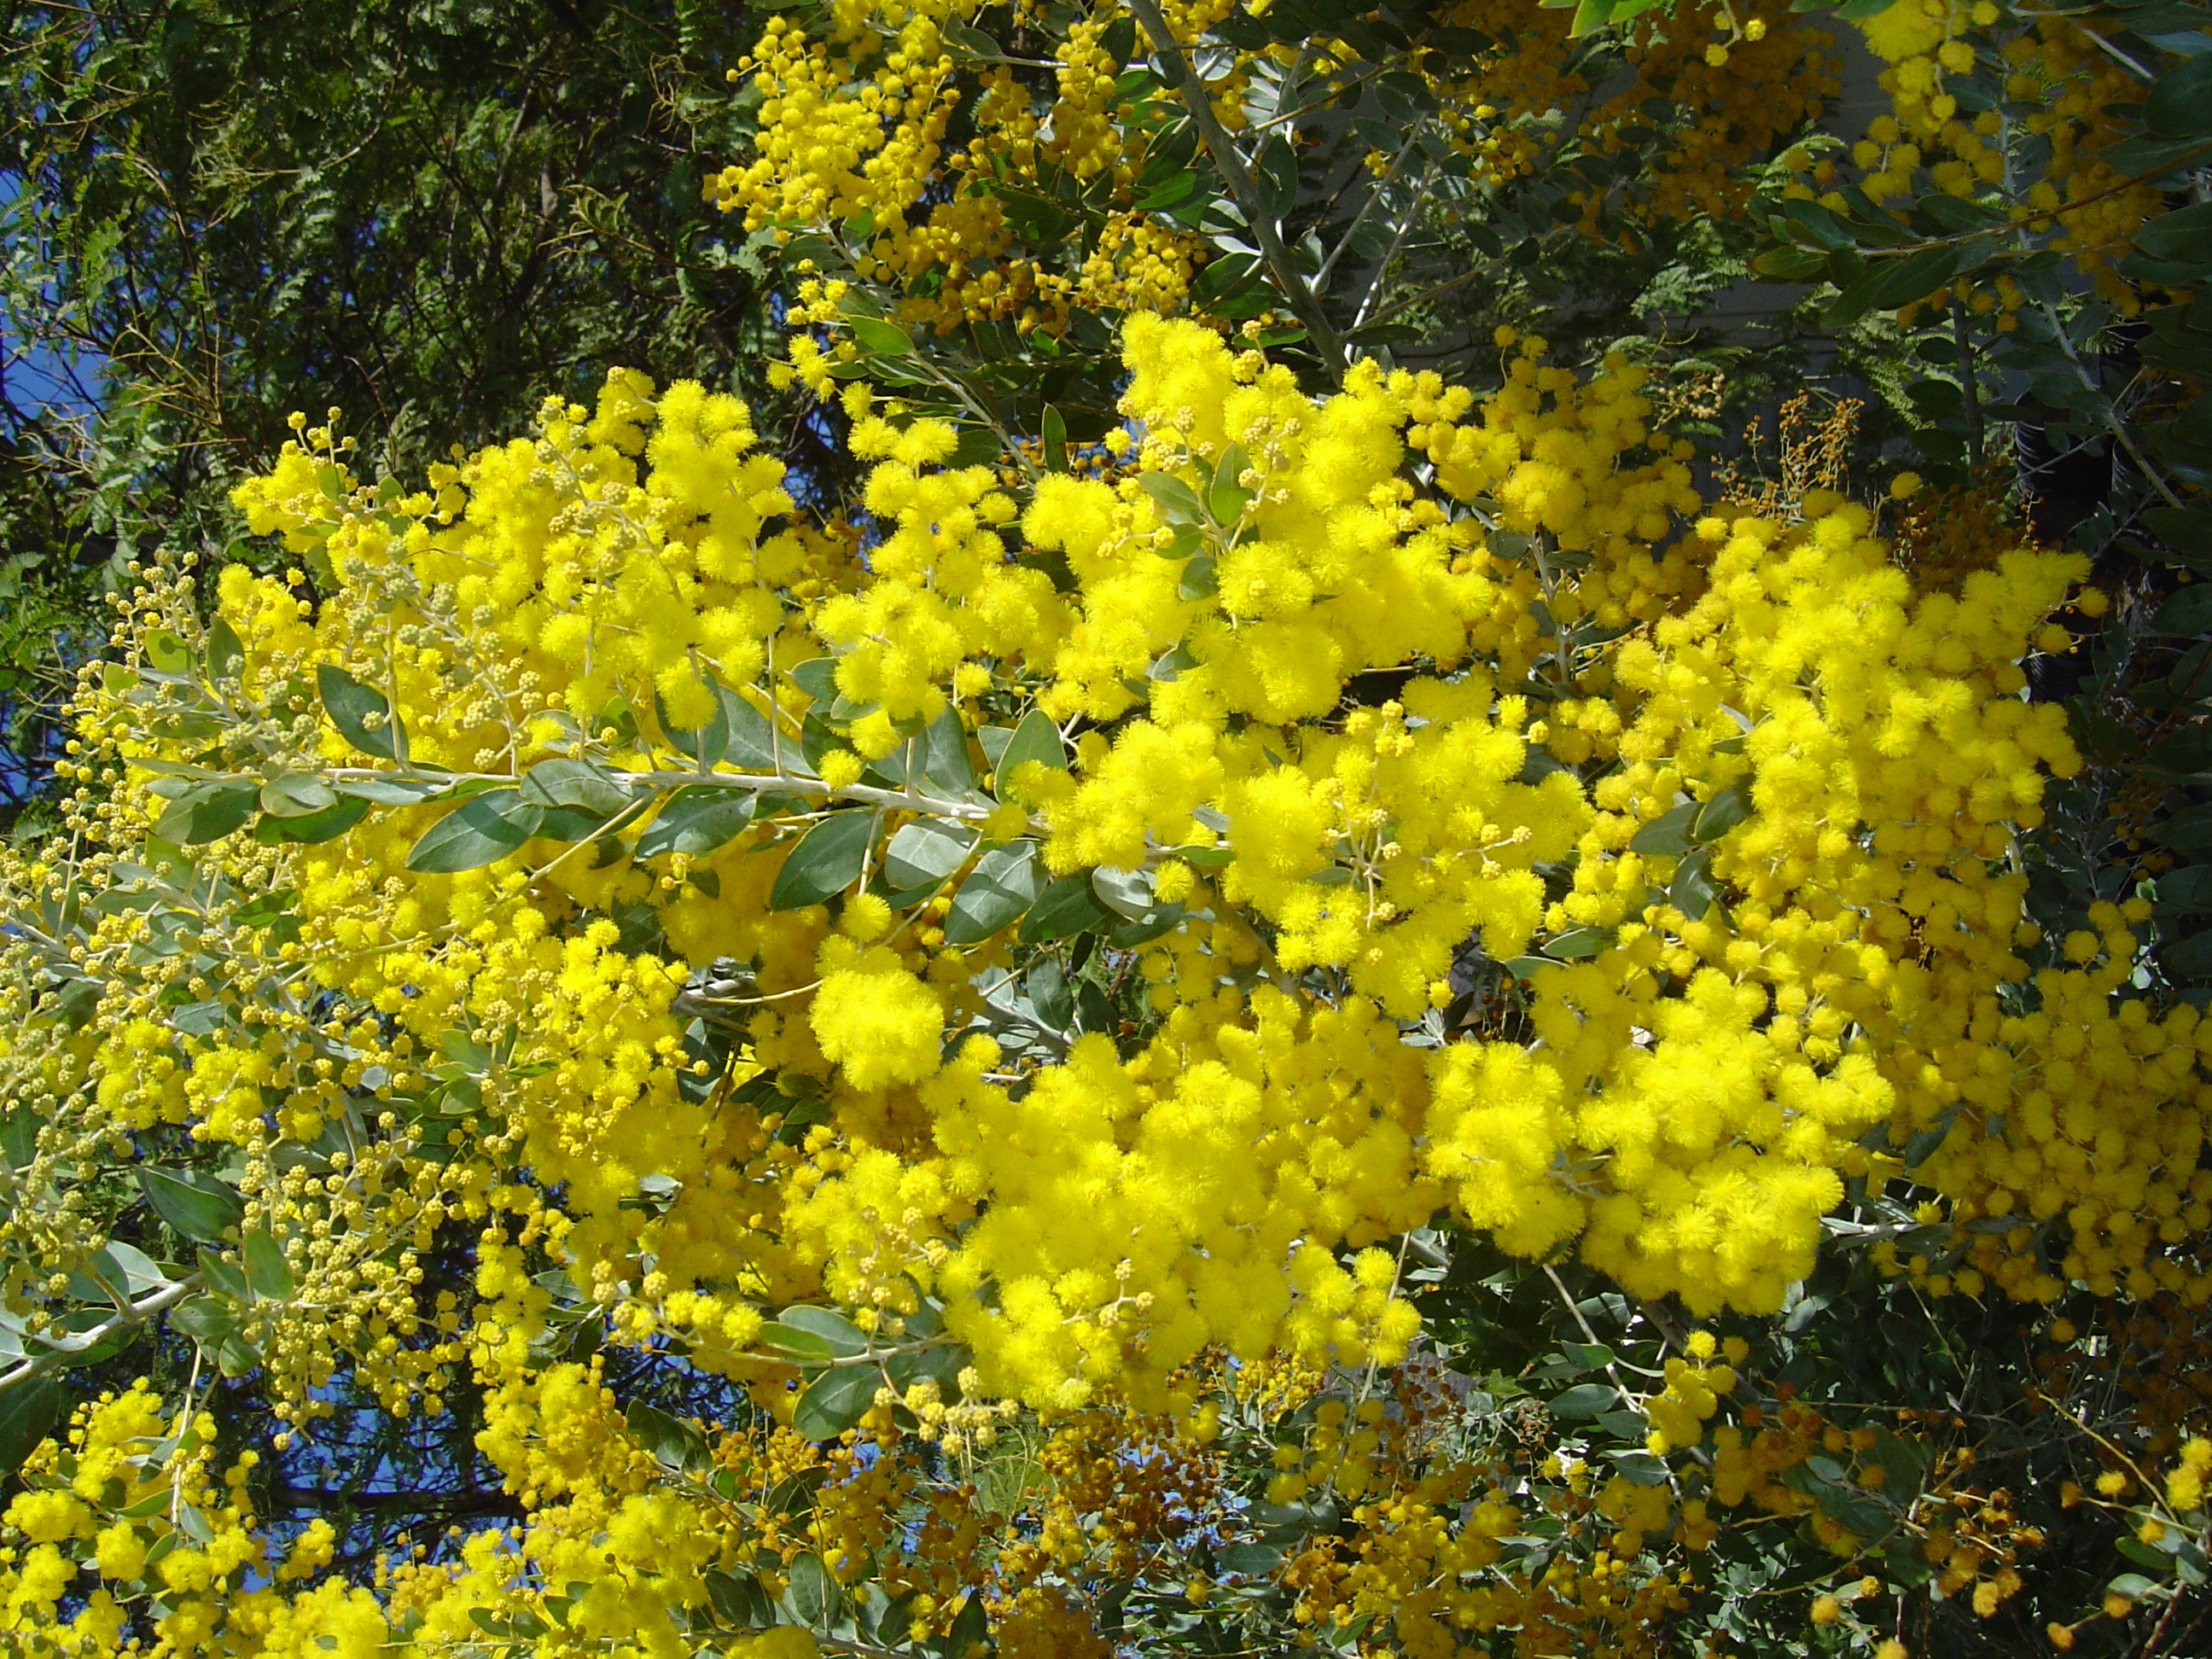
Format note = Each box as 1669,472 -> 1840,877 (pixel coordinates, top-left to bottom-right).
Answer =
326,765 -> 1005,824
0,1274 -> 203,1394
1124,0 -> 1348,373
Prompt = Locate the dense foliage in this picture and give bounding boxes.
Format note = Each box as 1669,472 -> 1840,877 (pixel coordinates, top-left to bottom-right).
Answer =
3,0 -> 2212,1656
0,0 -> 780,824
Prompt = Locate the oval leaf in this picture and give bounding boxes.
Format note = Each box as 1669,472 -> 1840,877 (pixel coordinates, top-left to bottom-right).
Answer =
259,774 -> 338,818
154,781 -> 259,846
138,1167 -> 244,1243
944,840 -> 1043,944
777,1305 -> 869,1355
769,811 -> 875,910
1550,1382 -> 1618,1419
1020,871 -> 1111,943
0,1377 -> 61,1476
993,709 -> 1068,800
884,818 -> 977,893
637,787 -> 757,859
253,794 -> 370,845
317,664 -> 405,760
405,789 -> 543,873
792,1365 -> 878,1440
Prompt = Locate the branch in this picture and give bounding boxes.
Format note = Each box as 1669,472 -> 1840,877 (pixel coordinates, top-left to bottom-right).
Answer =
1122,0 -> 1348,375
0,1273 -> 202,1394
329,765 -> 1007,825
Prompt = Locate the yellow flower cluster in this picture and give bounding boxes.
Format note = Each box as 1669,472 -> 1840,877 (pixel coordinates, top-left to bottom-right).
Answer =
712,0 -> 1837,352
1822,0 -> 2174,317
0,1382 -> 372,1655
707,2 -> 1209,333
55,303 -> 2145,1441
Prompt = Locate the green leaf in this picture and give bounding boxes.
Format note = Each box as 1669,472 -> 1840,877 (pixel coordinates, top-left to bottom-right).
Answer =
2119,1534 -> 2172,1571
1255,135 -> 1299,222
1090,865 -> 1157,922
994,709 -> 1068,800
637,787 -> 756,859
920,709 -> 980,800
1139,472 -> 1202,522
259,774 -> 338,818
1549,1382 -> 1617,1418
1208,442 -> 1252,524
197,1247 -> 251,1302
204,620 -> 246,684
331,775 -> 447,806
1541,927 -> 1608,958
716,684 -> 784,771
1691,779 -> 1752,841
769,811 -> 875,910
2136,202 -> 2212,271
170,1293 -> 241,1348
1669,844 -> 1717,917
777,1305 -> 869,1356
2152,585 -> 2212,636
1628,802 -> 1697,855
945,840 -> 1043,944
405,789 -> 543,873
849,317 -> 914,355
943,1592 -> 990,1659
1020,872 -> 1111,943
757,1322 -> 837,1363
521,758 -> 633,816
2153,803 -> 2212,851
2109,1572 -> 2163,1601
2146,53 -> 2212,138
1901,1106 -> 1959,1169
1216,1542 -> 1283,1578
786,1551 -> 835,1625
1569,0 -> 1613,34
154,781 -> 259,846
138,1167 -> 244,1243
625,1399 -> 710,1472
0,1377 -> 61,1475
1826,242 -> 1967,327
2158,864 -> 2212,909
1042,404 -> 1068,474
792,1365 -> 878,1440
253,793 -> 370,845
884,818 -> 976,892
1027,958 -> 1074,1030
706,1570 -> 776,1629
143,629 -> 195,677
790,657 -> 841,707
1751,245 -> 1827,281
2177,393 -> 2212,451
95,1240 -> 168,1295
317,664 -> 405,761
242,1228 -> 293,1299
2160,928 -> 2212,978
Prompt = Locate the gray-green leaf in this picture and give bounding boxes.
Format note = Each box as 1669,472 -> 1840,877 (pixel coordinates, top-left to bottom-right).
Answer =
138,1167 -> 244,1243
317,664 -> 405,761
884,818 -> 976,892
792,1366 -> 878,1440
155,781 -> 259,846
944,840 -> 1043,944
769,812 -> 875,910
637,787 -> 757,859
405,789 -> 544,873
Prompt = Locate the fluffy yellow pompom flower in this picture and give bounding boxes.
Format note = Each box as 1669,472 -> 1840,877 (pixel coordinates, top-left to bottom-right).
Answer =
811,940 -> 946,1091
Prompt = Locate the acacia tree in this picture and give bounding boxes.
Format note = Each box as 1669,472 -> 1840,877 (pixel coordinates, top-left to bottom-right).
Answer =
3,0 -> 2211,1656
